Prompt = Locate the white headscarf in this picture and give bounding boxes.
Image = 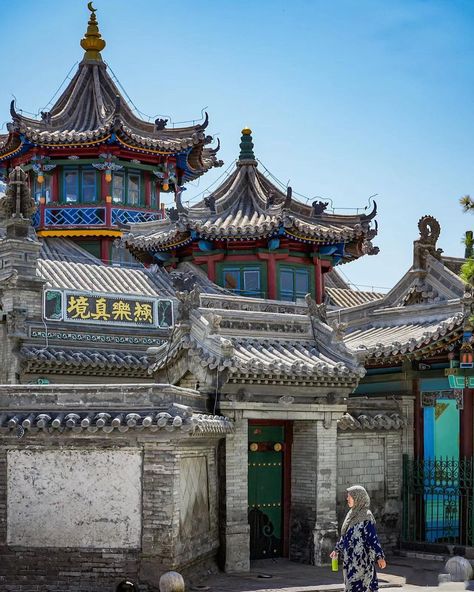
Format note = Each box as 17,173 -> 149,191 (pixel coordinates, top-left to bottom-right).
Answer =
341,485 -> 375,536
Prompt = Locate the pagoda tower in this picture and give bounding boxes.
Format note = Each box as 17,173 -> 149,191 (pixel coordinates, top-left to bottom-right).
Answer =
0,3 -> 221,263
124,128 -> 378,303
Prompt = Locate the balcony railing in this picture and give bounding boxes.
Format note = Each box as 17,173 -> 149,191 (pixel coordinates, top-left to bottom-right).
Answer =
32,203 -> 164,230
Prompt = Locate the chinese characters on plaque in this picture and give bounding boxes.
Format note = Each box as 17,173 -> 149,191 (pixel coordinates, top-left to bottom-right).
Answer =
43,289 -> 173,329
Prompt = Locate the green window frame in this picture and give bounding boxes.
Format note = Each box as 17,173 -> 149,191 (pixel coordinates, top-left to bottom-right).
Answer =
82,169 -> 98,202
112,169 -> 143,205
128,171 -> 141,205
33,175 -> 52,203
150,181 -> 159,209
218,263 -> 266,298
62,166 -> 99,203
112,172 -> 125,203
278,263 -> 313,302
63,168 -> 79,203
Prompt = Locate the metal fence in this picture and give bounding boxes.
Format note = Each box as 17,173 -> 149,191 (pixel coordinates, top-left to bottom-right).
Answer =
402,455 -> 474,547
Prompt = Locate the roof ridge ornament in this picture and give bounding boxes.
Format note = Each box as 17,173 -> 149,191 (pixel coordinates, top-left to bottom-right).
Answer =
237,127 -> 257,164
80,2 -> 106,62
283,186 -> 292,209
413,214 -> 443,271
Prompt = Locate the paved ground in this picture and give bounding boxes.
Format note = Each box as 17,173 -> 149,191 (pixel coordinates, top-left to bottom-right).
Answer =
191,555 -> 448,592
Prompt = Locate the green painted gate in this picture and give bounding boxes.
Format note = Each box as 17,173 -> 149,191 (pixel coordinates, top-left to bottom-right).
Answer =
402,455 -> 474,546
248,424 -> 284,559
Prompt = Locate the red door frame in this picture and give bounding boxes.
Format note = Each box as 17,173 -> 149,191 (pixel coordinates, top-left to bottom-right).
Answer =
248,419 -> 293,557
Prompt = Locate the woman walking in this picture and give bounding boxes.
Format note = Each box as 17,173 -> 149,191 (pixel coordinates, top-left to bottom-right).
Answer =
330,485 -> 386,592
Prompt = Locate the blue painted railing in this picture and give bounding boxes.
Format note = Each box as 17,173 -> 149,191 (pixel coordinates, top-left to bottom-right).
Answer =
32,204 -> 163,229
111,208 -> 162,225
45,207 -> 106,226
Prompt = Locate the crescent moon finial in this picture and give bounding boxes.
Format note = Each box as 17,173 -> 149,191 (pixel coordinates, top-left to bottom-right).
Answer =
81,1 -> 106,61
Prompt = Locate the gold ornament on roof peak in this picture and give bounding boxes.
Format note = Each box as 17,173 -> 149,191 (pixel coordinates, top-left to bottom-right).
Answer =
80,2 -> 106,62
241,127 -> 252,135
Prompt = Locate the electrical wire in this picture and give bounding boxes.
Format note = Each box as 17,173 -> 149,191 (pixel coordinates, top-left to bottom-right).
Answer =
336,267 -> 389,292
38,62 -> 79,114
106,62 -> 208,129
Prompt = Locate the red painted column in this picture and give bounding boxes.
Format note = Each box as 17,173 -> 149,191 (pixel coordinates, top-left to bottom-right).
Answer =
267,254 -> 277,300
321,261 -> 332,302
314,257 -> 323,304
460,388 -> 473,458
101,238 -> 110,264
105,195 -> 112,227
51,169 -> 59,203
207,257 -> 216,282
101,171 -> 109,202
413,378 -> 424,460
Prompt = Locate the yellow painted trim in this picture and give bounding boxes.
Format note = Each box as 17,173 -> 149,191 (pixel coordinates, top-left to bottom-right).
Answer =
39,135 -> 112,148
37,229 -> 122,238
0,143 -> 23,160
116,136 -> 177,156
143,234 -> 191,251
284,229 -> 339,243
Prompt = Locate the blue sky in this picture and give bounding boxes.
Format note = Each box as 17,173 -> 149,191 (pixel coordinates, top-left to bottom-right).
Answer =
1,0 -> 473,291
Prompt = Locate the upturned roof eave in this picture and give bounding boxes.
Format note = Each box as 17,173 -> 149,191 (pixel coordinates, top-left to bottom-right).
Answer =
122,160 -> 376,249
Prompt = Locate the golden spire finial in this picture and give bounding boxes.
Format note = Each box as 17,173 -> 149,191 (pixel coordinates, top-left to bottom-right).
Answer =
80,2 -> 106,62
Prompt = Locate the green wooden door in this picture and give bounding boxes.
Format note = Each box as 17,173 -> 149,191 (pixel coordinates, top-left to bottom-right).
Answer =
248,424 -> 284,559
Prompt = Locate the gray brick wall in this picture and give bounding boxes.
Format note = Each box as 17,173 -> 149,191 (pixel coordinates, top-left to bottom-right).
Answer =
290,415 -> 340,565
290,421 -> 317,561
0,434 -> 221,591
222,416 -> 250,572
336,431 -> 403,547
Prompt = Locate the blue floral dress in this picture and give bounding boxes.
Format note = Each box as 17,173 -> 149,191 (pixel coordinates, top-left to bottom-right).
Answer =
334,520 -> 384,592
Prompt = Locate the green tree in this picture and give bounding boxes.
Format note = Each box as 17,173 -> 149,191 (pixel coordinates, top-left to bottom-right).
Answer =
460,195 -> 474,284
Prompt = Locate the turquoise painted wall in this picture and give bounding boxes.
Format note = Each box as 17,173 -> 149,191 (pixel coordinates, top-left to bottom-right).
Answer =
424,399 -> 460,460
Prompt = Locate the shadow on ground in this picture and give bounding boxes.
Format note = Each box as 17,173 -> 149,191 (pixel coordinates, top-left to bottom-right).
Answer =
193,556 -> 445,592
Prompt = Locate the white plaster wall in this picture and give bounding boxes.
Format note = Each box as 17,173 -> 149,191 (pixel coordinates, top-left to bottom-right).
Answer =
7,449 -> 142,549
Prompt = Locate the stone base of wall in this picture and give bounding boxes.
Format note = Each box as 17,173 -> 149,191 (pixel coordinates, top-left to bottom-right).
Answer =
0,546 -> 221,592
0,547 -> 140,592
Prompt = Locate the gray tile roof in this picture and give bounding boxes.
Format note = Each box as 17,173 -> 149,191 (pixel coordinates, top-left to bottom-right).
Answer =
20,345 -> 150,377
39,238 -> 176,297
326,288 -> 384,308
149,306 -> 366,387
38,239 -> 228,298
344,313 -> 463,361
338,412 -> 407,431
124,159 -> 377,258
325,269 -> 350,289
4,60 -> 221,180
0,409 -> 233,436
